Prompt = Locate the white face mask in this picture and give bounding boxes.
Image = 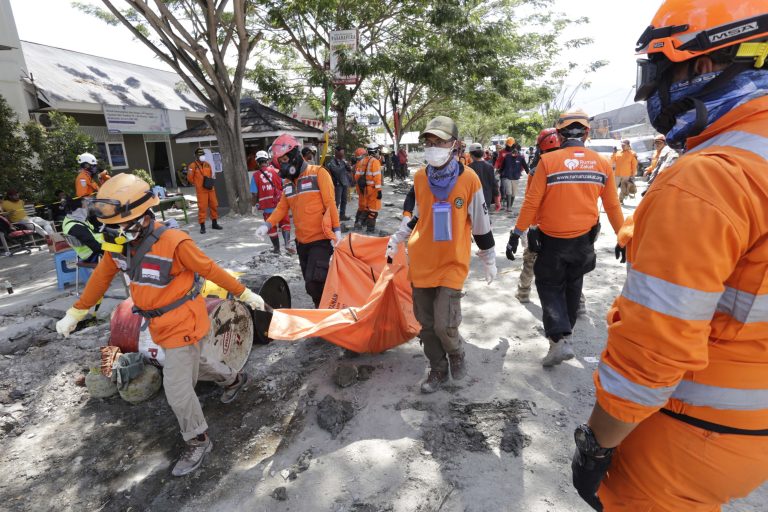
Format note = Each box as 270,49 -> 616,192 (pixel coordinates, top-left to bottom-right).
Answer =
424,145 -> 454,168
198,155 -> 206,162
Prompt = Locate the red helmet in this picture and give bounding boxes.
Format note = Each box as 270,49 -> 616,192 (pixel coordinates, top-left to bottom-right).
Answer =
270,134 -> 300,159
536,128 -> 560,153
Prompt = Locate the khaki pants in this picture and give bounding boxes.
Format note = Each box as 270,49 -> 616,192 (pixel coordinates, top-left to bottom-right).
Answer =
163,342 -> 237,441
518,247 -> 537,292
617,176 -> 632,202
412,286 -> 464,372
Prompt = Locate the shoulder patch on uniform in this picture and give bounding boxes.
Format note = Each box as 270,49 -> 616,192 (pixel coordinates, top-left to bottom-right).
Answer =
454,197 -> 464,209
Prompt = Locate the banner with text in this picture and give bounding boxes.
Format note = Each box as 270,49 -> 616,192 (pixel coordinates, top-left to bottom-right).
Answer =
104,105 -> 171,134
330,29 -> 359,85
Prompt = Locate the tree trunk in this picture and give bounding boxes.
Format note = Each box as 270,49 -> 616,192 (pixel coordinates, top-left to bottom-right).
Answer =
207,111 -> 251,215
335,104 -> 347,144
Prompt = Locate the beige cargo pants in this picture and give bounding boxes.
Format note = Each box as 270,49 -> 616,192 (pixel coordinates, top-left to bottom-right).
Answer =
412,287 -> 464,372
163,342 -> 237,441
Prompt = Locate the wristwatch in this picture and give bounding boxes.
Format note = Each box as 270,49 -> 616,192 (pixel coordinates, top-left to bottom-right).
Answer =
574,424 -> 614,458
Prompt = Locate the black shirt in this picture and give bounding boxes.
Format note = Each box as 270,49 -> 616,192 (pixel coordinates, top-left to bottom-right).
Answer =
469,160 -> 499,207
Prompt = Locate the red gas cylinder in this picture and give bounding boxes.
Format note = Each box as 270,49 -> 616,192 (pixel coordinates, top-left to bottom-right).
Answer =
109,297 -> 254,371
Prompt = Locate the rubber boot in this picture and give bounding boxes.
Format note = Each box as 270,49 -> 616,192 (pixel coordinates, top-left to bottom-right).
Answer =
366,216 -> 376,234
353,211 -> 364,231
270,237 -> 280,254
200,223 -> 206,234
282,230 -> 291,247
211,219 -> 223,230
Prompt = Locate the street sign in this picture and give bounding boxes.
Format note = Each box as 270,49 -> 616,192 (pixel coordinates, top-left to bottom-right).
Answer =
330,29 -> 358,85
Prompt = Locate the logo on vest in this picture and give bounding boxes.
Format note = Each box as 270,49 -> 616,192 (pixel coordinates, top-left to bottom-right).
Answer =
454,197 -> 464,209
141,262 -> 161,281
564,158 -> 580,170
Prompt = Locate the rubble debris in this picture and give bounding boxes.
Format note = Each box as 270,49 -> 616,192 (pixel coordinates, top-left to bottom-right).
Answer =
500,422 -> 532,456
333,365 -> 358,388
118,365 -> 161,404
271,486 -> 288,501
317,395 -> 354,438
356,365 -> 375,381
85,368 -> 118,398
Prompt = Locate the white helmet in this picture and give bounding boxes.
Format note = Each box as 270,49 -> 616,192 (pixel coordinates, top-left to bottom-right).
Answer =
255,150 -> 270,161
366,142 -> 379,154
77,152 -> 98,165
309,145 -> 318,154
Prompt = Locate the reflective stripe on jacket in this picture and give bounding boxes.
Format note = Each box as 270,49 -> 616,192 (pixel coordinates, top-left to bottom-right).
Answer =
596,96 -> 768,430
515,143 -> 624,238
266,165 -> 340,244
354,156 -> 382,190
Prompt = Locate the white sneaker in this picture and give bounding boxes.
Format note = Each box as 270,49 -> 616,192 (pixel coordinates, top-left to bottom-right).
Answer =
542,339 -> 575,367
172,435 -> 213,476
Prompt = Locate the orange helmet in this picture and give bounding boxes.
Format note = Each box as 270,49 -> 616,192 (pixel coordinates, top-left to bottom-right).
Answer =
270,133 -> 300,159
536,128 -> 560,153
555,109 -> 590,130
635,1 -> 768,101
89,173 -> 159,224
505,137 -> 516,147
354,147 -> 367,158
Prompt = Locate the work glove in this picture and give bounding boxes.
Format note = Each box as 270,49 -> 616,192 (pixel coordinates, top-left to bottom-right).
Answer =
56,307 -> 90,338
333,229 -> 343,247
386,217 -> 414,261
614,244 -> 626,263
238,288 -> 266,311
255,222 -> 271,239
506,232 -> 520,261
476,248 -> 497,285
163,218 -> 179,229
377,190 -> 382,200
520,229 -> 529,249
572,447 -> 613,511
494,195 -> 501,212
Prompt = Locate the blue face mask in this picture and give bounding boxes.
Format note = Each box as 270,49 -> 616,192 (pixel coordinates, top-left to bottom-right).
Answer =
646,69 -> 768,147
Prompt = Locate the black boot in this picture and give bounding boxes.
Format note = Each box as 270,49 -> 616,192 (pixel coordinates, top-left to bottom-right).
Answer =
211,219 -> 223,230
270,237 -> 280,254
200,223 -> 206,234
365,212 -> 378,233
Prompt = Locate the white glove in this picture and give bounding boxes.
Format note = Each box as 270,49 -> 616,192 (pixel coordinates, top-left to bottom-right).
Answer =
251,204 -> 259,215
520,229 -> 529,249
56,307 -> 89,338
476,248 -> 497,285
238,288 -> 266,311
164,218 -> 179,229
333,230 -> 343,247
386,217 -> 414,261
255,222 -> 271,239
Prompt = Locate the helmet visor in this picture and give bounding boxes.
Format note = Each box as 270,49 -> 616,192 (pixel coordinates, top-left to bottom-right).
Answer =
634,55 -> 674,102
88,198 -> 126,220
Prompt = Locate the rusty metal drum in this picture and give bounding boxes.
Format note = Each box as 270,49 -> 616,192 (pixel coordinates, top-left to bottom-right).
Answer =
239,274 -> 291,345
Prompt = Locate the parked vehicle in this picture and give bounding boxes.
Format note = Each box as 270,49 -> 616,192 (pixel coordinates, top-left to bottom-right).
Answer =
628,135 -> 657,176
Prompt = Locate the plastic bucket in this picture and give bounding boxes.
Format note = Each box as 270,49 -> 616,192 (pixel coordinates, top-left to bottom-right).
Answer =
239,274 -> 291,345
109,297 -> 254,371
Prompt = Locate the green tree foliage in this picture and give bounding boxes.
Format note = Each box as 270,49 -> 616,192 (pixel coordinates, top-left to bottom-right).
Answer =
74,0 -> 263,215
24,112 -> 95,202
0,94 -> 33,198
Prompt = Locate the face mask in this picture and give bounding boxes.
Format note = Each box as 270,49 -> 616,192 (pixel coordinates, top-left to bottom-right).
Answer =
198,155 -> 206,162
424,145 -> 454,168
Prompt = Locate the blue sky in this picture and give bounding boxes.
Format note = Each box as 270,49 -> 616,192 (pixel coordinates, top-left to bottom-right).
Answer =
10,0 -> 659,116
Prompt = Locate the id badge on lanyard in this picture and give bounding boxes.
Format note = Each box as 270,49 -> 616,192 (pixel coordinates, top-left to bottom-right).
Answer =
432,201 -> 452,242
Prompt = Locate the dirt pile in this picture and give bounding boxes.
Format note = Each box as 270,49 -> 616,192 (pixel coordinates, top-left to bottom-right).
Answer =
316,395 -> 355,438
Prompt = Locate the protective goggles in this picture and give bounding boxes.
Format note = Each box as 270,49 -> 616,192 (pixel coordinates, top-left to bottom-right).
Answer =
88,192 -> 154,221
634,55 -> 674,102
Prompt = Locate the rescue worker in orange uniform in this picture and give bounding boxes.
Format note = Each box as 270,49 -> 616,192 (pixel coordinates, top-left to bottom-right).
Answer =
256,134 -> 341,307
54,173 -> 266,477
507,109 -> 624,367
353,142 -> 383,233
187,148 -> 222,234
571,3 -> 768,510
74,152 -> 100,200
386,116 -> 497,393
610,139 -> 638,204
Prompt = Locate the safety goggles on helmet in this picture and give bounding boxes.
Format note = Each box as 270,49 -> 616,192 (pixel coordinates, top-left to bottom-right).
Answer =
88,191 -> 155,222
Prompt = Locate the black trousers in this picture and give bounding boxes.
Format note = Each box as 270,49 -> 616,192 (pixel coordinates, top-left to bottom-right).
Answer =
533,230 -> 596,339
296,239 -> 333,307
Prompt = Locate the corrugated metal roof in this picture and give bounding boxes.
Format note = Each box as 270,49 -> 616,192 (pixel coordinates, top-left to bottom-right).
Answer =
21,40 -> 206,112
174,97 -> 323,141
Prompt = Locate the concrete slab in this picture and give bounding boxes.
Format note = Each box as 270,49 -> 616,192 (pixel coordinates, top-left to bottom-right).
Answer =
0,317 -> 52,343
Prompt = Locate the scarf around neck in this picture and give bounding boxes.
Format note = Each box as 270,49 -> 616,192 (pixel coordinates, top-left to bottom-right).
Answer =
426,158 -> 460,201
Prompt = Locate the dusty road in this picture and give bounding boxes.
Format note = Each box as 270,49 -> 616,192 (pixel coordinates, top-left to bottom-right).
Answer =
0,173 -> 764,511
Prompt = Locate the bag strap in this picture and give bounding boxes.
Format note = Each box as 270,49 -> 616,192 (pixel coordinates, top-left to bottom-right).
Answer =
127,223 -> 168,282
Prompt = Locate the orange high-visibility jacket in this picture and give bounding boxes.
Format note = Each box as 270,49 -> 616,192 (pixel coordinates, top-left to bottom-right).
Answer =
187,160 -> 214,191
267,164 -> 339,245
74,223 -> 245,348
75,170 -> 99,198
408,165 -> 492,290
611,149 -> 638,178
354,156 -> 382,193
515,143 -> 624,238
596,96 -> 768,430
